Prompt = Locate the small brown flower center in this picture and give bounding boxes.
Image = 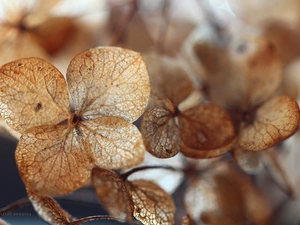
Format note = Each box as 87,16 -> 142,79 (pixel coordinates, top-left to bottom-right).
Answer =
69,114 -> 80,126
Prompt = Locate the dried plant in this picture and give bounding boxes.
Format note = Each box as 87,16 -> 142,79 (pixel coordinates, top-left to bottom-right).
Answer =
141,53 -> 235,159
0,0 -> 76,63
0,46 -> 150,196
1,1 -> 300,225
184,25 -> 300,171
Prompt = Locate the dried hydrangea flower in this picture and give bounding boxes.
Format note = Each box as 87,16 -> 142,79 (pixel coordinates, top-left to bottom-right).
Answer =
141,53 -> 235,159
0,46 -> 150,196
183,26 -> 300,171
0,0 -> 76,63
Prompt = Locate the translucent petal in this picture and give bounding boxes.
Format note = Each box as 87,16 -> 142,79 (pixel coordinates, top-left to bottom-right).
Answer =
191,32 -> 228,82
238,96 -> 300,151
228,36 -> 283,109
30,17 -> 76,55
0,58 -> 70,133
0,29 -> 49,64
91,168 -> 133,222
127,180 -> 175,225
28,190 -> 73,224
194,34 -> 283,110
143,53 -> 194,107
15,125 -> 93,196
80,116 -> 145,170
184,175 -> 217,224
263,21 -> 300,65
141,108 -> 181,158
179,104 -> 235,150
66,47 -> 150,122
233,150 -> 263,174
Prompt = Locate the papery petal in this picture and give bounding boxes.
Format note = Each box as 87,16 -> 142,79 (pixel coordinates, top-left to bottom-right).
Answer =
141,108 -> 181,158
66,47 -> 150,122
0,58 -> 70,133
179,104 -> 235,150
126,180 -> 175,225
91,168 -> 133,222
143,53 -> 194,107
80,116 -> 145,170
228,36 -> 282,109
238,96 -> 300,151
15,125 -> 93,196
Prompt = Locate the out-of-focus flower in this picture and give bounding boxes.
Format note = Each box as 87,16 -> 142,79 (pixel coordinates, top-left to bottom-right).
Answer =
183,24 -> 299,173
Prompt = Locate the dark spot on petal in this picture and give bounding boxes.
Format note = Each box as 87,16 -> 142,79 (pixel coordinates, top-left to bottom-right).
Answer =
166,149 -> 172,154
35,103 -> 42,112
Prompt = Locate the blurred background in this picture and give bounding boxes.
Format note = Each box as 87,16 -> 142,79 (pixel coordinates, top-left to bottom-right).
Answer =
0,0 -> 300,224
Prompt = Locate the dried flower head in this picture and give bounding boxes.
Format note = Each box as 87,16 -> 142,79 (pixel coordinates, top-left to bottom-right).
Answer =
0,46 -> 150,196
0,0 -> 76,63
184,26 -> 300,164
141,53 -> 235,159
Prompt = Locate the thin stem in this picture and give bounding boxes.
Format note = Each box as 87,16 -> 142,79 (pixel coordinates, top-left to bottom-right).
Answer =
54,197 -> 100,207
71,215 -> 141,225
70,215 -> 117,224
263,149 -> 295,198
195,0 -> 225,42
121,165 -> 180,180
267,196 -> 290,225
108,0 -> 138,46
156,0 -> 170,54
0,197 -> 30,216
